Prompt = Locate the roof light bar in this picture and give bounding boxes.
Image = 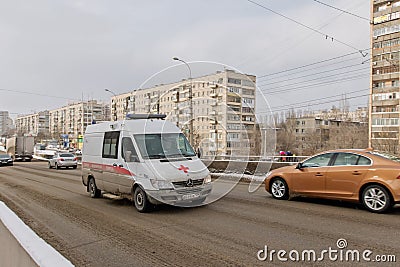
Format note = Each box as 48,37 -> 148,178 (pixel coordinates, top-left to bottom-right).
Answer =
126,114 -> 166,120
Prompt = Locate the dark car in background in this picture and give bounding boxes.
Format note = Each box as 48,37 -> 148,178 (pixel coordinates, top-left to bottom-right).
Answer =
0,154 -> 14,166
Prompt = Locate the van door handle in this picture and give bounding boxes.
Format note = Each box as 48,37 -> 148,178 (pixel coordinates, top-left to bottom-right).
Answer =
118,164 -> 124,168
315,173 -> 323,176
113,163 -> 117,167
352,171 -> 361,175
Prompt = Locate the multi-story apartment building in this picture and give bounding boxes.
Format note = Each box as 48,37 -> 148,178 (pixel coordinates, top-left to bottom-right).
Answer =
290,115 -> 368,155
308,107 -> 368,123
0,111 -> 14,136
277,107 -> 369,155
15,111 -> 50,136
49,100 -> 110,148
370,0 -> 400,153
111,70 -> 257,156
14,101 -> 110,148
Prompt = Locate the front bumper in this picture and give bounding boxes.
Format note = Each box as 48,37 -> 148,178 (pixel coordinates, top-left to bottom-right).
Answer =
146,183 -> 212,205
0,160 -> 13,166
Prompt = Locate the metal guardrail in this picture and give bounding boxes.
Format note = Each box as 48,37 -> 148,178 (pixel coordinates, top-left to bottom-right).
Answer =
200,155 -> 309,163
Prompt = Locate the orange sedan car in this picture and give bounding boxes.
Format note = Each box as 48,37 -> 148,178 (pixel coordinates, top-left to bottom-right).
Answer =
264,149 -> 400,213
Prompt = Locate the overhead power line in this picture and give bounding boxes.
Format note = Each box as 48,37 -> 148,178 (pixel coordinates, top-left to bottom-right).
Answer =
311,0 -> 371,22
269,88 -> 367,109
258,63 -> 367,87
257,56 -> 361,83
246,0 -> 368,56
271,93 -> 369,113
257,49 -> 369,79
259,92 -> 369,114
0,88 -> 81,101
261,73 -> 369,95
259,67 -> 369,92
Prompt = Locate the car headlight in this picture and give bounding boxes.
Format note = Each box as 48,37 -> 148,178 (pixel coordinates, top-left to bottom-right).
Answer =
204,174 -> 212,184
150,179 -> 174,190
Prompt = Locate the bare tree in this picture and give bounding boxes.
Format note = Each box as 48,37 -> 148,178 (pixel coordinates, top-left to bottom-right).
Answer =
276,110 -> 297,153
326,122 -> 368,150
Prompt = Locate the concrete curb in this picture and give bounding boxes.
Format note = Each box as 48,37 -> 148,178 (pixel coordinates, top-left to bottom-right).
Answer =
0,201 -> 74,267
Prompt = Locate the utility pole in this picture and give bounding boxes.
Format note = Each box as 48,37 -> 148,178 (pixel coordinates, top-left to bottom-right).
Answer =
173,57 -> 193,145
210,85 -> 219,156
105,89 -> 117,121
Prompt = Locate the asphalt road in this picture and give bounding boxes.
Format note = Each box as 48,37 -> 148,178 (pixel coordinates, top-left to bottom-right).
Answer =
0,161 -> 399,266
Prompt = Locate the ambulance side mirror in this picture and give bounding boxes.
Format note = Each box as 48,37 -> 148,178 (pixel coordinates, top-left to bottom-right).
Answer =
131,155 -> 140,162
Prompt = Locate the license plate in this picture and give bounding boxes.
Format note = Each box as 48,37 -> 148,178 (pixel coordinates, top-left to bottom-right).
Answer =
182,193 -> 200,200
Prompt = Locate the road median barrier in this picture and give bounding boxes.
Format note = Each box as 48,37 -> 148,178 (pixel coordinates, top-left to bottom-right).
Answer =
0,201 -> 74,267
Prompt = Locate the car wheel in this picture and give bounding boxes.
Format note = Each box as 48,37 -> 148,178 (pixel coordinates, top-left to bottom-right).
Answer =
73,165 -> 77,169
48,162 -> 52,169
270,178 -> 289,200
88,178 -> 101,198
133,187 -> 152,212
362,185 -> 392,213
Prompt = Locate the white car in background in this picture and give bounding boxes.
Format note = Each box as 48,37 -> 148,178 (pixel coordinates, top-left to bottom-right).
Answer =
48,153 -> 78,169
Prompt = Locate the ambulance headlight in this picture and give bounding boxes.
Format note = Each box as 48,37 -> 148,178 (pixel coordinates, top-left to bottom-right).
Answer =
204,174 -> 212,184
150,179 -> 174,190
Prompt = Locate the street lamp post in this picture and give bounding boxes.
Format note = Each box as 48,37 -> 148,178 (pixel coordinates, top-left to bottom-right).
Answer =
173,57 -> 193,145
105,88 -> 117,121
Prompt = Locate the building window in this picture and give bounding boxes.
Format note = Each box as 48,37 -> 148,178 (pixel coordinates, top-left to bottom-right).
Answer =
242,89 -> 254,95
241,79 -> 254,87
228,78 -> 241,85
228,87 -> 241,94
372,118 -> 399,126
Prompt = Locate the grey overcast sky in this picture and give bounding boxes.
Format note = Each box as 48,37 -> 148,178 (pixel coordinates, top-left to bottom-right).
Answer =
0,0 -> 370,119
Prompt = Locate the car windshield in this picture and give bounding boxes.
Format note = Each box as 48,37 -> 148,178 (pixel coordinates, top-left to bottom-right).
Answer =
134,133 -> 196,159
368,151 -> 400,162
0,155 -> 10,159
60,153 -> 75,158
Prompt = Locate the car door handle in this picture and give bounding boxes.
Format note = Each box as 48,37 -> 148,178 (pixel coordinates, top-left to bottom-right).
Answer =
112,163 -> 124,168
352,171 -> 361,175
315,173 -> 323,176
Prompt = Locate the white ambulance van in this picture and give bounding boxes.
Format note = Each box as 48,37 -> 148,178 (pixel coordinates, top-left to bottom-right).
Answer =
81,114 -> 212,212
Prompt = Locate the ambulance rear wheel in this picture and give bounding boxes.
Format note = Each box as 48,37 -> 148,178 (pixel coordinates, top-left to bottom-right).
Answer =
134,187 -> 152,213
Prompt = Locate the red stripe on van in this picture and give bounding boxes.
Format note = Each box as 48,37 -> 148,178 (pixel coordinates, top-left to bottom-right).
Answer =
82,162 -> 135,176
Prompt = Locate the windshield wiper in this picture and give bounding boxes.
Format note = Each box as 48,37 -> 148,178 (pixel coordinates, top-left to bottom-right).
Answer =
147,154 -> 166,159
182,153 -> 196,157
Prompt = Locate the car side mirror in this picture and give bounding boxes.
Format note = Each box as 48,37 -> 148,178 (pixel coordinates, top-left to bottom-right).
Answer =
296,163 -> 303,169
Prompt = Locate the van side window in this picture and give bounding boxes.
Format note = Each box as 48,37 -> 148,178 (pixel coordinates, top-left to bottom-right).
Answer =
102,131 -> 120,159
121,137 -> 138,162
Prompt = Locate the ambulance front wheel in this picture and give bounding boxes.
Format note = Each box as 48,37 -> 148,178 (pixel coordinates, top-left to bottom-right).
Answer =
88,177 -> 101,198
133,186 -> 152,213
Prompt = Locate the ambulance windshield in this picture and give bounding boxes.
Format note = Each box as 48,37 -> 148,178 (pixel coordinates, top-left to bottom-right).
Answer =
134,133 -> 196,159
